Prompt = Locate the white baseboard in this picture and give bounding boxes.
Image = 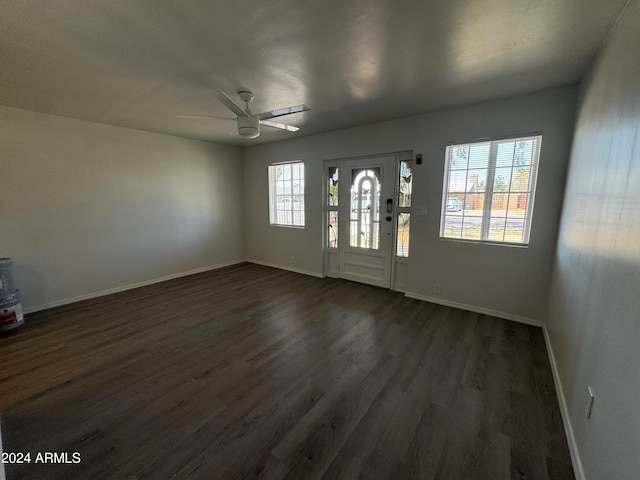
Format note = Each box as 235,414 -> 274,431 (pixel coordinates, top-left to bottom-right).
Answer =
403,291 -> 544,327
245,259 -> 324,279
23,259 -> 245,314
542,325 -> 585,480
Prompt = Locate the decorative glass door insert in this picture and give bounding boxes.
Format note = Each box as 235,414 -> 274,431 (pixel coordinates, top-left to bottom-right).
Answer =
350,168 -> 381,249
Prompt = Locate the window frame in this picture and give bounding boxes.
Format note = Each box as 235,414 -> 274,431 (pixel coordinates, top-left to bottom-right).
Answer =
268,161 -> 305,228
439,133 -> 542,246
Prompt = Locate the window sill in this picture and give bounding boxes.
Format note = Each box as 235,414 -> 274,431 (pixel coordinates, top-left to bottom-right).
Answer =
270,223 -> 305,229
439,237 -> 529,248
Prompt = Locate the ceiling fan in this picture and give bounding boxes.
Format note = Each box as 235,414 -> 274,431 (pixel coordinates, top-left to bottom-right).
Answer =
177,91 -> 309,139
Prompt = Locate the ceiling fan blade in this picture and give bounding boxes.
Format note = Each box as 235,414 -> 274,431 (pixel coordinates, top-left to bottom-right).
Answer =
260,120 -> 300,132
176,114 -> 234,121
256,104 -> 309,120
216,92 -> 249,117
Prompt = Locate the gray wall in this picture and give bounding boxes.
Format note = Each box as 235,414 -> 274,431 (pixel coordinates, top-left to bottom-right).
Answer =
0,106 -> 244,312
243,87 -> 577,322
546,1 -> 640,479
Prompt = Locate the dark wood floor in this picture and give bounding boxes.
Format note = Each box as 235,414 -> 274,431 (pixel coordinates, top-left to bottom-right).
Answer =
0,263 -> 574,480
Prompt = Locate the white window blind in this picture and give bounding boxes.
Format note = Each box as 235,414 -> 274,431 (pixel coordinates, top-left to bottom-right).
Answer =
440,134 -> 542,245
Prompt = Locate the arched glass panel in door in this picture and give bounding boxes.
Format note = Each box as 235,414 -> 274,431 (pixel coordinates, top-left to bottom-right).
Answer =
350,168 -> 381,249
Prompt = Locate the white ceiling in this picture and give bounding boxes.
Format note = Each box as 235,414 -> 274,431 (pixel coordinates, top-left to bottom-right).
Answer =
0,0 -> 628,146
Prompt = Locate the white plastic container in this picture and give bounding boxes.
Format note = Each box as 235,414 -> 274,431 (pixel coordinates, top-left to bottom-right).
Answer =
0,258 -> 18,296
0,291 -> 24,332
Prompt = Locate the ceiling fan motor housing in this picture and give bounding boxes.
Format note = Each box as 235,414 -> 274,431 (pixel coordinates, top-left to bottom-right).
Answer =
238,116 -> 260,138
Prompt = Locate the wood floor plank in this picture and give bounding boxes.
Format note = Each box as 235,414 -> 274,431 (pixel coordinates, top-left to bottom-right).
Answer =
510,391 -> 550,480
318,386 -> 404,480
0,263 -> 574,480
237,453 -> 290,480
273,355 -> 398,480
168,382 -> 324,479
392,401 -> 450,480
433,386 -> 485,479
461,334 -> 492,391
481,352 -> 512,436
374,390 -> 423,464
358,448 -> 401,480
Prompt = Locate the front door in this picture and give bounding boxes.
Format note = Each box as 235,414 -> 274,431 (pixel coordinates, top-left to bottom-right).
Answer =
338,155 -> 396,288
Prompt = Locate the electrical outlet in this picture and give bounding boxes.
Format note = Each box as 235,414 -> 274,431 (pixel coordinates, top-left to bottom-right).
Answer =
433,283 -> 441,295
585,386 -> 595,419
289,256 -> 296,265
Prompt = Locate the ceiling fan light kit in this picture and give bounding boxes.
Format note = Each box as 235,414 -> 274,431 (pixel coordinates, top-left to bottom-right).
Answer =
238,115 -> 261,138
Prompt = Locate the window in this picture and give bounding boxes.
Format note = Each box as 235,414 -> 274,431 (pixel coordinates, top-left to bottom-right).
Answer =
269,162 -> 305,227
397,158 -> 412,257
440,134 -> 542,245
